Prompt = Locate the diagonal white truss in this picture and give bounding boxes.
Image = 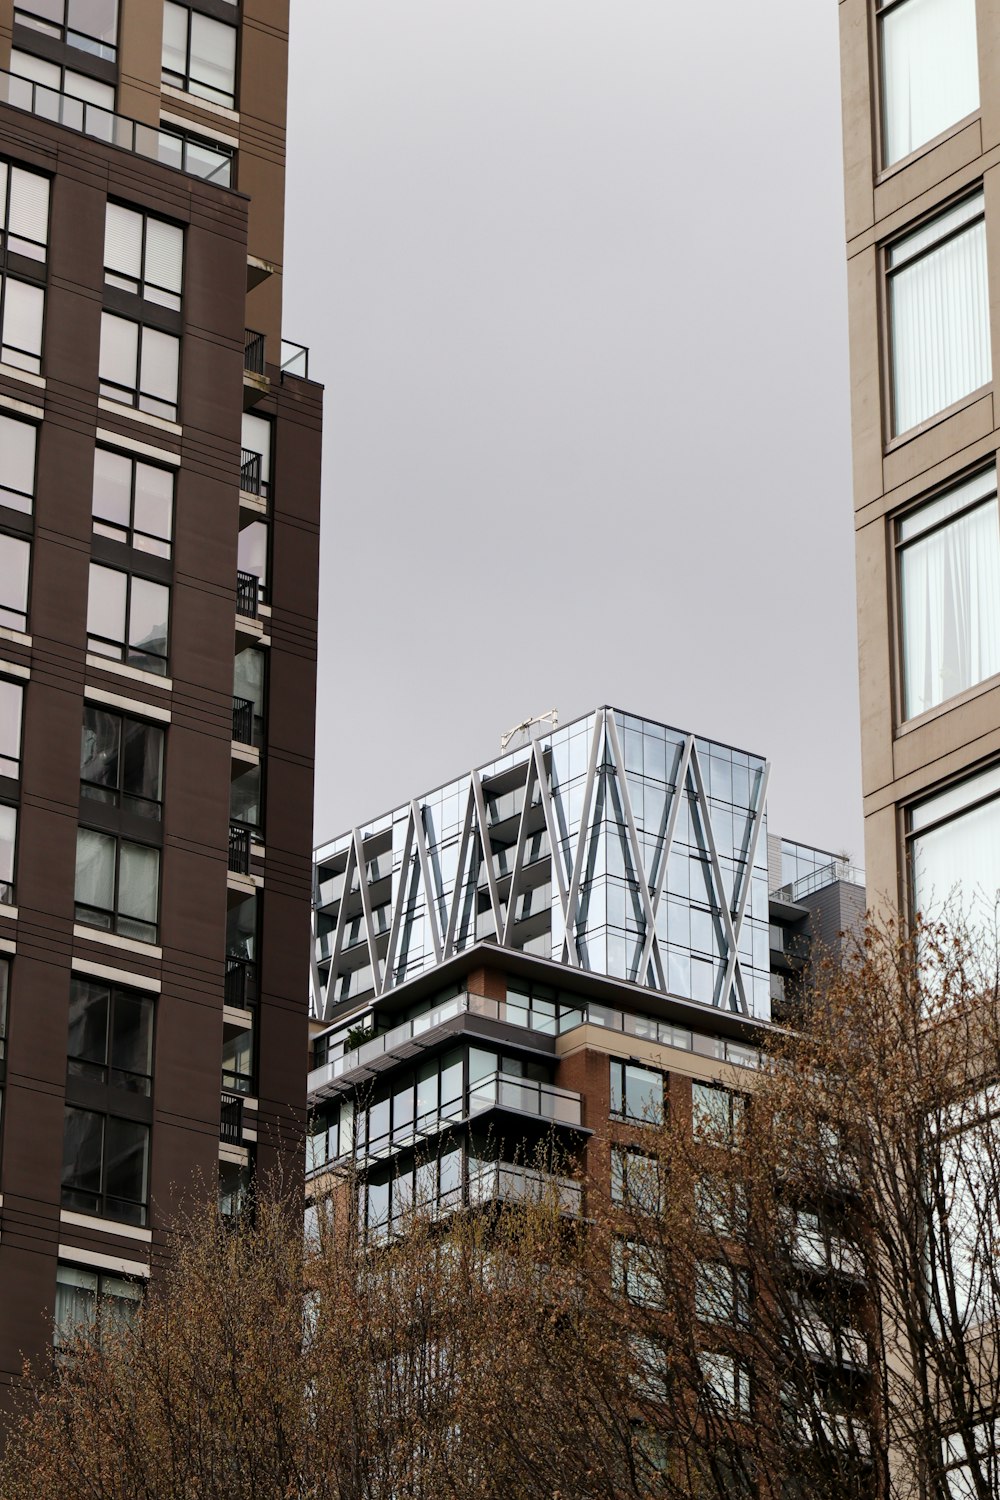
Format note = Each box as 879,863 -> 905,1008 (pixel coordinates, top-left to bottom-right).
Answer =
312,708 -> 769,1023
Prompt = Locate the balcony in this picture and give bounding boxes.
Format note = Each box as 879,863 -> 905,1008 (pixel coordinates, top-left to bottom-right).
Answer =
280,340 -> 309,379
228,823 -> 251,876
220,1093 -> 244,1145
467,1161 -> 581,1216
236,570 -> 259,621
468,1072 -> 582,1127
232,695 -> 254,745
0,67 -> 231,184
225,956 -> 257,1010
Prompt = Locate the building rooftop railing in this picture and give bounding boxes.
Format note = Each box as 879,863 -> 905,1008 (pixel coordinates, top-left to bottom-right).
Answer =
0,68 -> 231,184
280,340 -> 309,379
773,860 -> 866,905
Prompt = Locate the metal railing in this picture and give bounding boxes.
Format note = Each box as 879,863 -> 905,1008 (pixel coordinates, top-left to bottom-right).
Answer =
243,328 -> 266,376
279,340 -> 309,379
236,570 -> 259,620
225,956 -> 257,1010
220,1093 -> 244,1144
468,1072 -> 582,1126
232,695 -> 254,744
774,860 -> 866,905
0,67 -> 232,183
240,448 -> 264,496
228,823 -> 251,876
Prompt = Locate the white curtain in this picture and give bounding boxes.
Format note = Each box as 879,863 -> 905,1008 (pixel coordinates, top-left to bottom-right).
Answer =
881,0 -> 979,166
891,216 -> 990,434
901,498 -> 1000,716
912,791 -> 1000,923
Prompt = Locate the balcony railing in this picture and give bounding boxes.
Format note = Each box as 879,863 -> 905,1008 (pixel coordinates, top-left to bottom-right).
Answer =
225,956 -> 257,1010
0,880 -> 12,907
240,448 -> 265,497
0,67 -> 232,183
228,823 -> 251,876
244,328 -> 266,376
232,695 -> 254,744
236,570 -> 259,620
280,340 -> 309,379
467,1161 -> 581,1216
469,1072 -> 582,1127
220,1093 -> 244,1144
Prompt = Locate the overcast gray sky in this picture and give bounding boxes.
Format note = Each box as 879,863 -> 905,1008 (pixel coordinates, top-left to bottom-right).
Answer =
284,1 -> 863,864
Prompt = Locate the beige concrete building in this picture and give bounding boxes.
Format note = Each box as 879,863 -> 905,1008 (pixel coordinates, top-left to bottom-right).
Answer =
840,0 -> 1000,927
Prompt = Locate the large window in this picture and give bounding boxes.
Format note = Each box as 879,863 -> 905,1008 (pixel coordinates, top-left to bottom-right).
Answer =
909,764 -> 1000,925
898,467 -> 1000,719
80,705 -> 163,820
68,977 -> 153,1095
0,807 -> 14,904
889,192 -> 990,437
162,2 -> 237,107
74,827 -> 159,943
61,1105 -> 149,1224
14,0 -> 118,60
610,1059 -> 664,1125
54,1264 -> 140,1350
87,562 -> 169,674
878,0 -> 979,168
0,532 -> 29,632
92,447 -> 173,558
692,1082 -> 744,1144
0,679 -> 22,780
0,413 -> 37,514
0,158 -> 49,263
105,203 -> 183,311
99,313 -> 179,421
222,1022 -> 254,1095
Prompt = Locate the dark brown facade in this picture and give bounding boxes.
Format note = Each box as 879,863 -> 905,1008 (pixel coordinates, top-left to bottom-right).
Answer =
0,0 -> 321,1395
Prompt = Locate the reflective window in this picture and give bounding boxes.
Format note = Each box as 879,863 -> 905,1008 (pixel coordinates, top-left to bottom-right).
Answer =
162,2 -> 237,108
61,1105 -> 150,1224
889,192 -> 990,436
99,313 -> 179,421
87,562 -> 169,674
692,1082 -> 744,1144
80,704 -> 163,818
0,158 -> 49,262
230,763 -> 261,833
610,1059 -> 664,1125
68,976 -> 153,1094
612,1237 -> 663,1308
909,763 -> 1000,924
74,826 -> 159,943
157,126 -> 233,187
104,203 -> 183,311
0,679 -> 23,778
92,447 -> 173,557
898,467 -> 1000,718
610,1147 -> 661,1213
0,412 -> 37,513
54,1263 -> 140,1350
0,804 -> 15,904
0,532 -> 29,631
878,0 -> 979,168
14,0 -> 118,60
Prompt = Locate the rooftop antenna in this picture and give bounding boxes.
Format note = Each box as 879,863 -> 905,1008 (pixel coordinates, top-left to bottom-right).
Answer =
500,709 -> 559,754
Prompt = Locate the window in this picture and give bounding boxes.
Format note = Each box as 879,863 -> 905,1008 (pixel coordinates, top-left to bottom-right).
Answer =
54,1263 -> 140,1349
898,465 -> 1000,719
10,47 -> 114,113
157,126 -> 233,187
0,273 -> 43,373
162,2 -> 237,107
87,562 -> 169,674
68,976 -> 153,1094
941,1418 -> 1000,1500
14,0 -> 118,60
909,763 -> 1000,924
104,203 -> 183,311
611,1147 -> 661,1213
61,1106 -> 149,1224
695,1262 -> 750,1327
74,827 -> 159,943
0,533 -> 29,631
889,192 -> 990,436
878,0 -> 979,168
81,705 -> 163,820
699,1351 -> 751,1419
0,680 -> 23,779
0,413 -> 37,514
0,158 -> 49,263
692,1082 -> 745,1144
230,763 -> 261,834
233,647 -> 265,748
92,447 -> 173,558
612,1238 -> 663,1308
237,517 -> 268,603
610,1059 -> 664,1124
0,805 -> 15,903
695,1172 -> 748,1239
222,1021 -> 254,1095
99,313 -> 179,421
241,412 -> 271,498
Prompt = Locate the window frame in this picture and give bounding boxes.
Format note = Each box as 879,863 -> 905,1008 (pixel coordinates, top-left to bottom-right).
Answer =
0,411 -> 38,515
161,0 -> 238,108
0,529 -> 30,634
67,975 -> 154,1095
80,702 -> 165,823
0,271 -> 44,374
54,1261 -> 141,1351
157,125 -> 234,187
13,0 -> 119,61
0,802 -> 17,906
86,561 -> 170,676
74,826 -> 160,945
98,311 -> 180,422
906,762 -> 1000,927
104,201 -> 184,312
61,1104 -> 150,1225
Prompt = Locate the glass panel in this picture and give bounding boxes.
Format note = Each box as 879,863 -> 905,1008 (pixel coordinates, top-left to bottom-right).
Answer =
65,68 -> 113,108
99,313 -> 138,393
104,1115 -> 148,1218
67,977 -> 110,1075
900,493 -> 1000,717
138,327 -> 178,416
237,519 -> 268,592
80,705 -> 121,797
230,764 -> 260,830
2,278 -> 44,370
104,202 -> 142,287
67,0 -> 118,49
0,533 -> 30,629
0,679 -> 21,776
117,841 -> 159,933
132,461 -> 172,552
880,0 -> 979,167
241,412 -> 271,483
54,1263 -> 99,1346
92,447 -> 131,538
127,576 -> 168,671
74,827 -> 115,917
62,1105 -> 104,1199
161,2 -> 187,81
87,562 -> 127,653
121,717 -> 163,808
189,11 -> 236,104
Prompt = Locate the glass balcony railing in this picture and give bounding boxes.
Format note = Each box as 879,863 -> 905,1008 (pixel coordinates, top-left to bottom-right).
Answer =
468,1072 -> 582,1127
467,1160 -> 581,1216
280,340 -> 309,379
0,68 -> 232,183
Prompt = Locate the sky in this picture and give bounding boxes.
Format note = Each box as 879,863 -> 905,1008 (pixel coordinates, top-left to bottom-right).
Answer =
284,0 -> 864,865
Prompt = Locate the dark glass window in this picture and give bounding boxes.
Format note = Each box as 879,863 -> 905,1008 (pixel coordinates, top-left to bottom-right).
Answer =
61,1105 -> 149,1224
222,1018 -> 254,1095
14,0 -> 118,61
68,976 -> 153,1094
87,562 -> 169,674
692,1082 -> 744,1144
610,1059 -> 664,1124
229,763 -> 260,833
92,447 -> 173,557
81,705 -> 164,819
74,828 -> 159,944
233,647 -> 265,748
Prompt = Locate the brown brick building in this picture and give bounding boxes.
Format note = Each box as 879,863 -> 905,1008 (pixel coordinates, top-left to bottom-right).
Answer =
0,0 -> 321,1389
